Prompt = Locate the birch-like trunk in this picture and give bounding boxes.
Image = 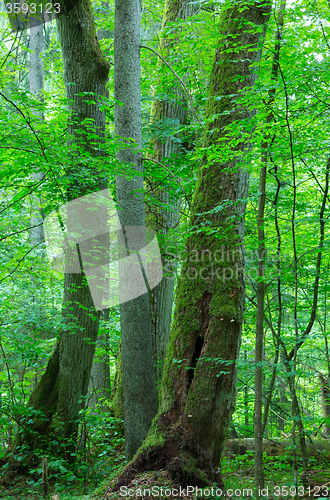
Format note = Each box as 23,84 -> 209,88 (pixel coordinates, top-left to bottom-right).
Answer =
147,0 -> 199,384
30,24 -> 45,246
254,2 -> 285,490
114,0 -> 158,459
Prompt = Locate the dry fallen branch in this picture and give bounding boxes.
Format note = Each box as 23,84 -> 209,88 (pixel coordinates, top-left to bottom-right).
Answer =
293,481 -> 330,499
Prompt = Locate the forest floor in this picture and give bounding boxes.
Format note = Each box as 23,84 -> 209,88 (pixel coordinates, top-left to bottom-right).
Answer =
1,456 -> 330,499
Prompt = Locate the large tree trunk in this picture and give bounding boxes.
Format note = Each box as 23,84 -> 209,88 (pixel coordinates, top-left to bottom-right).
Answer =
18,0 -> 110,455
147,0 -> 198,385
113,0 -> 270,489
114,0 -> 158,459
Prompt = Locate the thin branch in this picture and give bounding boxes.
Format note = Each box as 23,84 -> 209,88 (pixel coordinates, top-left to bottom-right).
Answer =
143,157 -> 191,208
0,337 -> 16,405
288,157 -> 330,360
0,241 -> 44,284
0,223 -> 43,242
141,45 -> 202,127
0,92 -> 65,201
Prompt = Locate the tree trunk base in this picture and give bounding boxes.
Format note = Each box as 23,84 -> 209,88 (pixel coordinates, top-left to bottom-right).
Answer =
113,424 -> 223,491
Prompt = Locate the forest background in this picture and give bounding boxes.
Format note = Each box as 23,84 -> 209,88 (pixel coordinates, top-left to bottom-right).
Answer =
1,0 -> 330,498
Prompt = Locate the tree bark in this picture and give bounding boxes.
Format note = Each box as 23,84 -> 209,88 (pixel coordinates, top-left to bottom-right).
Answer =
319,374 -> 330,435
112,344 -> 124,420
113,0 -> 270,489
254,2 -> 285,491
88,329 -> 111,410
278,385 -> 288,432
147,0 -> 198,385
18,0 -> 110,454
114,0 -> 158,459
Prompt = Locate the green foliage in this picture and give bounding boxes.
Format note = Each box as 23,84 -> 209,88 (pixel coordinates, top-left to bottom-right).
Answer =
1,0 -> 330,493
1,404 -> 124,495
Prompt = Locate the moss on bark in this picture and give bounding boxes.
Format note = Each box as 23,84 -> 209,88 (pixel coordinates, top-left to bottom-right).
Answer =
14,0 -> 110,459
112,345 -> 124,420
113,422 -> 219,490
112,0 -> 271,489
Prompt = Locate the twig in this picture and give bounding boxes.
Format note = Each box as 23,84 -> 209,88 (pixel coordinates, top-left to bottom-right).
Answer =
0,337 -> 16,404
0,240 -> 44,284
141,45 -> 202,127
143,157 -> 191,208
0,223 -> 43,242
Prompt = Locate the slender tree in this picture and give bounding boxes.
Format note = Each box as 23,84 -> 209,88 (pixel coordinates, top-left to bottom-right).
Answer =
114,0 -> 158,459
254,1 -> 286,491
87,316 -> 111,410
146,0 -> 199,384
111,0 -> 198,419
29,23 -> 45,246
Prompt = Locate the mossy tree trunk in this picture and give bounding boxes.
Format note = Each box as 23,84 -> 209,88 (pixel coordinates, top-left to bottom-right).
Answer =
113,0 -> 271,489
147,0 -> 198,385
18,0 -> 110,455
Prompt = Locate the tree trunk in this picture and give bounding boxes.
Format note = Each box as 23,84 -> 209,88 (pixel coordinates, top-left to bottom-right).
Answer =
244,352 -> 249,432
112,344 -> 124,420
18,0 -> 110,454
287,373 -> 308,480
147,0 -> 197,385
278,384 -> 289,432
319,374 -> 330,435
88,332 -> 111,410
114,0 -> 158,459
29,23 -> 45,245
254,2 -> 285,490
113,0 -> 270,489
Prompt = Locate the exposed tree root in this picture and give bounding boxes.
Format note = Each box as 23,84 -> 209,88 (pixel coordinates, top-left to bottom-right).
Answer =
112,424 -> 224,491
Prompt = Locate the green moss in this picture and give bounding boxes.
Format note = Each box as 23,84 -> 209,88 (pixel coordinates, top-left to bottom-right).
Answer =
162,0 -> 185,26
112,346 -> 124,420
137,418 -> 166,454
